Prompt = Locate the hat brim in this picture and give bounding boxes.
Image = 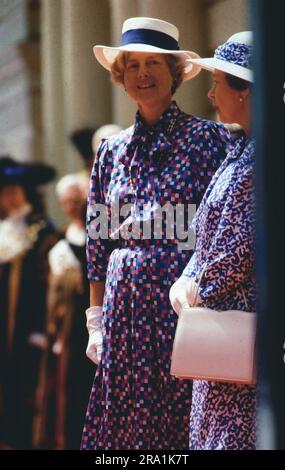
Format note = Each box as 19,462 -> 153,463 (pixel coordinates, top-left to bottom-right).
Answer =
0,163 -> 56,188
188,57 -> 253,82
70,128 -> 97,160
94,44 -> 201,81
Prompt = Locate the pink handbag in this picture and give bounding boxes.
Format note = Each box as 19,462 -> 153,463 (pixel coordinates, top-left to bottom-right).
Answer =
170,273 -> 257,385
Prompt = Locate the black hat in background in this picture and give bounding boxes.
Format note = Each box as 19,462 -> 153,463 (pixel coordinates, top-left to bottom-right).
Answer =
0,155 -> 56,188
70,127 -> 97,161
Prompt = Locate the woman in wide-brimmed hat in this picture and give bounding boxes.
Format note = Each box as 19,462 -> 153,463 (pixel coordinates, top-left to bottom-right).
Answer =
170,32 -> 256,449
0,156 -> 60,449
82,17 -> 231,450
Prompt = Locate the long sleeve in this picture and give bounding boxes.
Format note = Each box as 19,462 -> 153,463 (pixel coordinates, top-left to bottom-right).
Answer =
192,122 -> 232,205
183,158 -> 255,308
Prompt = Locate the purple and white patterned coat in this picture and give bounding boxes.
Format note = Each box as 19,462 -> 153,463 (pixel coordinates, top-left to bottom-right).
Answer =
183,137 -> 256,450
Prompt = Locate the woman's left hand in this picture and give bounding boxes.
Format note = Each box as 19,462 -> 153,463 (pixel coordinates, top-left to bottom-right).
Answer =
169,276 -> 201,316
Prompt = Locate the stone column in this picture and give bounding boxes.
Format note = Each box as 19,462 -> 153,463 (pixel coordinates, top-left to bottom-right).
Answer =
41,0 -> 112,225
109,0 -> 139,128
41,0 -> 64,223
208,0 -> 249,50
61,0 -> 111,174
0,0 -> 42,163
139,0 -> 209,118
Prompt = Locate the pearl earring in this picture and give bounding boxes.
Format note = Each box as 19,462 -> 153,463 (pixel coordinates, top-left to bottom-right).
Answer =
239,97 -> 243,102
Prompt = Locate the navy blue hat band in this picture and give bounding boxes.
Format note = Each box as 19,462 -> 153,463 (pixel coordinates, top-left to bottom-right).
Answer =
4,167 -> 25,177
122,28 -> 179,51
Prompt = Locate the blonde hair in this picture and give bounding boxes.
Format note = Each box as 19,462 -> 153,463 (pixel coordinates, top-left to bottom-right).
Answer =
56,173 -> 87,198
110,52 -> 185,95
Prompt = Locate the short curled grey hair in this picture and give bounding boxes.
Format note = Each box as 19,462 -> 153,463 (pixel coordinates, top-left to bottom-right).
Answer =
110,52 -> 186,95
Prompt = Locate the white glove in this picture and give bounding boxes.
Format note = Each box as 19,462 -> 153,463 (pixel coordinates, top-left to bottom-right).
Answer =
85,306 -> 103,365
169,275 -> 201,316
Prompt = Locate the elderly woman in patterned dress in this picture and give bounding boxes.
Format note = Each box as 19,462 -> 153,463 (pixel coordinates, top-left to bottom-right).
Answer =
81,17 -> 230,450
170,32 -> 256,450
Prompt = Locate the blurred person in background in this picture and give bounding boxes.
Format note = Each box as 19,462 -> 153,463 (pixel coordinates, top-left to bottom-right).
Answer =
91,124 -> 123,160
0,156 -> 59,449
70,127 -> 97,175
34,173 -> 94,449
70,125 -> 122,183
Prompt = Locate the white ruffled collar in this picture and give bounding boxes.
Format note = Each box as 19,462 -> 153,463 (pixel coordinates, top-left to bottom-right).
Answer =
0,204 -> 35,263
65,223 -> 86,247
48,224 -> 86,276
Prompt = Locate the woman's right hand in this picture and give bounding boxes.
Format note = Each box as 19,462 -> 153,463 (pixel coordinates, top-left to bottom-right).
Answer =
169,276 -> 201,316
85,306 -> 103,365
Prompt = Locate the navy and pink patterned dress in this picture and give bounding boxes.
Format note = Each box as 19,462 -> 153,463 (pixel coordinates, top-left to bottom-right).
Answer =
81,101 -> 230,450
183,137 -> 256,450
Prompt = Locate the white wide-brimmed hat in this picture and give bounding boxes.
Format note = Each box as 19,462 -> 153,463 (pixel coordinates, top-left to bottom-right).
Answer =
188,31 -> 253,82
94,17 -> 201,81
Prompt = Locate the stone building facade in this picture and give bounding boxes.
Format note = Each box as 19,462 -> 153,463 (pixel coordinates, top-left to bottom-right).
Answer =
0,0 -> 249,223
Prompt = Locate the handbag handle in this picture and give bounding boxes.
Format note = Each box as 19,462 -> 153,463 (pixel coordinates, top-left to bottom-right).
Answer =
192,265 -> 207,307
192,265 -> 250,311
